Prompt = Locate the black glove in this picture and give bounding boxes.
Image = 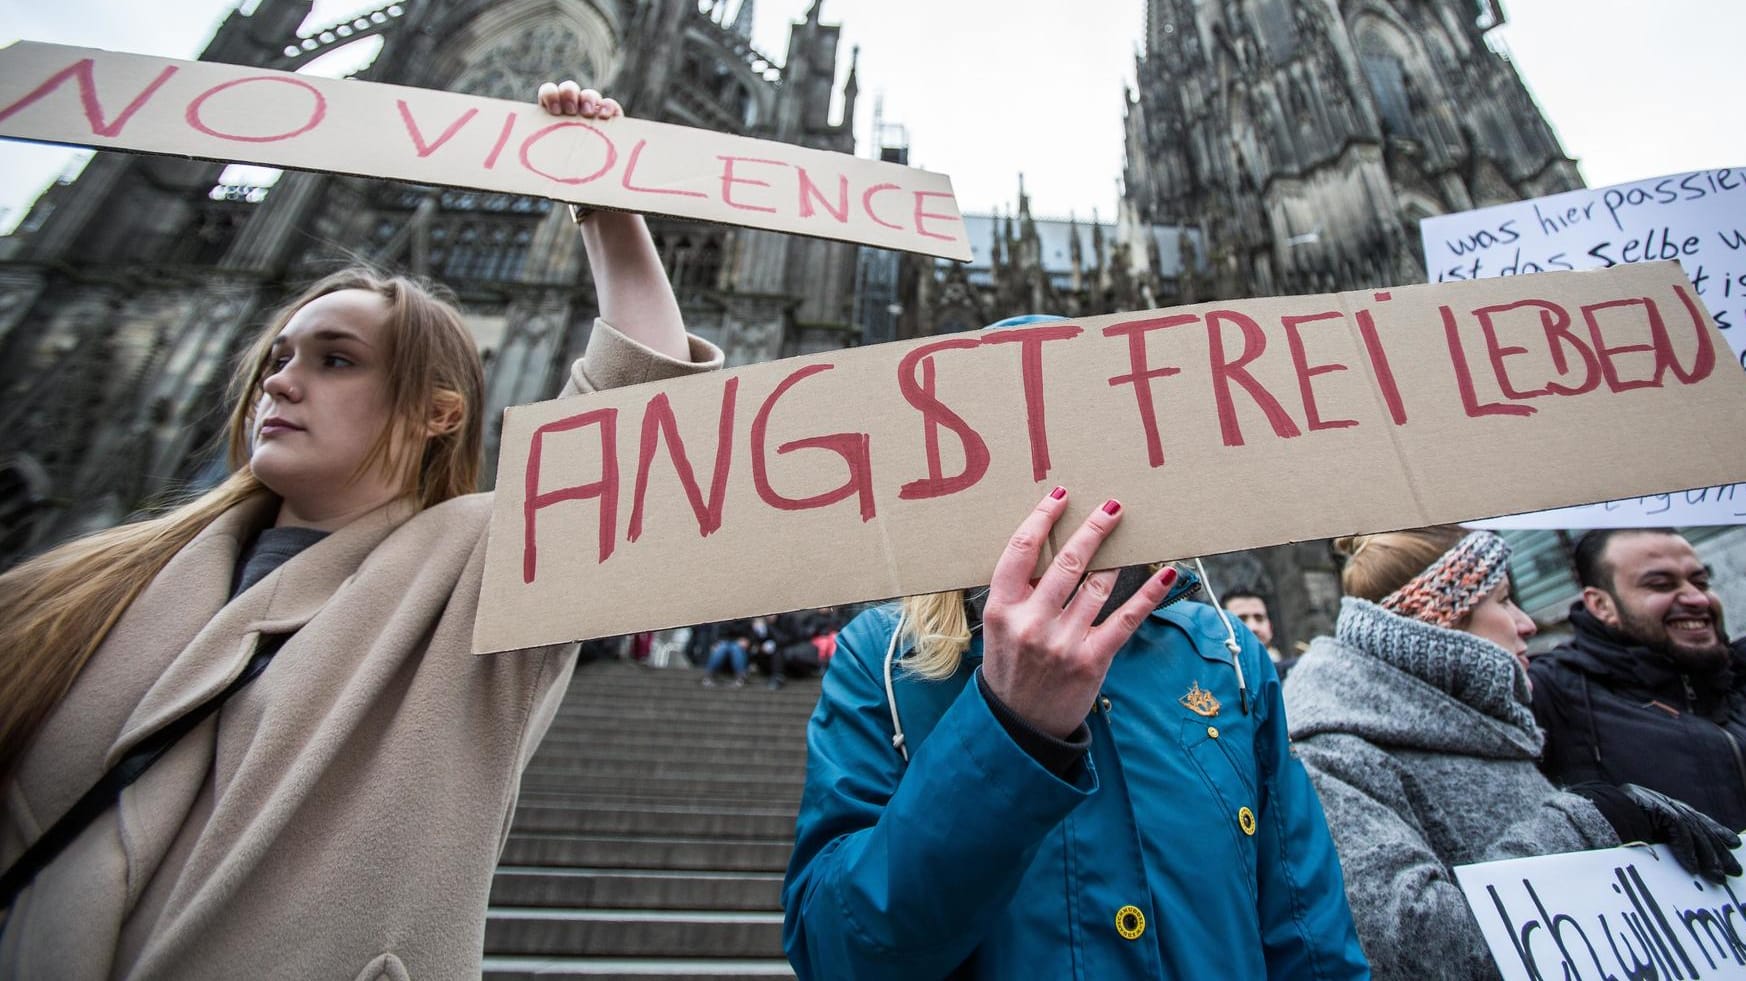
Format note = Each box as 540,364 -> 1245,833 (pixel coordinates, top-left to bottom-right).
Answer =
1575,782 -> 1742,883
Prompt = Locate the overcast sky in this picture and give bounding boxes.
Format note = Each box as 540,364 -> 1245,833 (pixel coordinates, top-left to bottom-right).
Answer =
2,0 -> 1741,233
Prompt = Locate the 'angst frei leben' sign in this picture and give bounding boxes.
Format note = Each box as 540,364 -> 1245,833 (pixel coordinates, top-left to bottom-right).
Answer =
475,262 -> 1746,652
0,41 -> 971,261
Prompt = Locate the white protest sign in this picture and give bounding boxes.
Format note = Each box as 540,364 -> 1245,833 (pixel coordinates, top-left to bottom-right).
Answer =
0,41 -> 971,261
1455,843 -> 1746,980
1421,168 -> 1746,528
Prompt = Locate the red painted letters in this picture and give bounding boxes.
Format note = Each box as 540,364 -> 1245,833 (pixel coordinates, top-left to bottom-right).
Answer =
1354,300 -> 1408,426
896,338 -> 991,499
395,100 -> 478,158
981,324 -> 1085,481
798,169 -> 850,222
751,364 -> 876,520
718,155 -> 785,213
1104,314 -> 1195,467
519,120 -> 616,185
912,191 -> 958,242
1669,285 -> 1717,384
0,58 -> 178,137
185,76 -> 326,143
622,139 -> 707,198
1280,311 -> 1357,432
1442,305 -> 1533,418
483,112 -> 517,169
1205,310 -> 1302,445
524,408 -> 620,582
862,183 -> 904,231
628,379 -> 740,543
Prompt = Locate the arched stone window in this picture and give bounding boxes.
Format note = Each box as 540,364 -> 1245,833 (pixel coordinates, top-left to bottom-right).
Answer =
450,21 -> 596,99
1353,19 -> 1418,138
1252,0 -> 1297,62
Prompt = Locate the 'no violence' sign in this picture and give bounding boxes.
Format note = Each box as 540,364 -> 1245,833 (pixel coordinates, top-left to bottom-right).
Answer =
0,41 -> 971,260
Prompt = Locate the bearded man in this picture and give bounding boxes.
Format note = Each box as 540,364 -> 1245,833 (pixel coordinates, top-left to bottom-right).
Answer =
1531,529 -> 1746,831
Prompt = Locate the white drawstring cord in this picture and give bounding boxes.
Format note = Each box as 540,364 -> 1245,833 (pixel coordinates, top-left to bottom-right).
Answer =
883,610 -> 910,761
1192,557 -> 1250,715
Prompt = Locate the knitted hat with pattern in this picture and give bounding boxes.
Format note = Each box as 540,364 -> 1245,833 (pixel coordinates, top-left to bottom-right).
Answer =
1379,531 -> 1511,628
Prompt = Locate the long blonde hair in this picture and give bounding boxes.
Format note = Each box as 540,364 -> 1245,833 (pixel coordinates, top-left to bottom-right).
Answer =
898,591 -> 975,681
0,268 -> 484,781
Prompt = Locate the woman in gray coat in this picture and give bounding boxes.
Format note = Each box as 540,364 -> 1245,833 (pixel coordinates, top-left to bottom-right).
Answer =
1283,527 -> 1739,981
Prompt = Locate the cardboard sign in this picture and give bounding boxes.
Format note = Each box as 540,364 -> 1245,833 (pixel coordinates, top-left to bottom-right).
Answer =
0,41 -> 971,261
1454,843 -> 1746,980
1421,168 -> 1746,527
474,262 -> 1746,651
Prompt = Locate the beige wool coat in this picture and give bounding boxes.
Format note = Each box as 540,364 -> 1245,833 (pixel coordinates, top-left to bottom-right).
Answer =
0,321 -> 722,980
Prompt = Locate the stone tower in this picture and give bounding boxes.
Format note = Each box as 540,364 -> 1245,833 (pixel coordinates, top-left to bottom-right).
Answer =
0,0 -> 859,561
1106,0 -> 1585,648
1121,0 -> 1581,300
895,1 -> 1585,650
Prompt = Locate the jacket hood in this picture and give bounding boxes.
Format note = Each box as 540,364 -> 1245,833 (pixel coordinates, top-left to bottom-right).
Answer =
1286,598 -> 1542,760
1538,602 -> 1745,701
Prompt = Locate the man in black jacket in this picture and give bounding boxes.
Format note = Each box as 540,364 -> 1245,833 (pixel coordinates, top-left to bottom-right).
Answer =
1530,528 -> 1746,832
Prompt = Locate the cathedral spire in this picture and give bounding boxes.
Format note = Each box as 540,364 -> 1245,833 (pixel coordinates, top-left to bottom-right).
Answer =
1091,206 -> 1107,271
1068,211 -> 1084,292
841,44 -> 860,131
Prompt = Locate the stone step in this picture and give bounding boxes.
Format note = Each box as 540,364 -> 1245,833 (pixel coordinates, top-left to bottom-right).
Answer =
490,659 -> 815,971
567,664 -> 822,688
482,956 -> 793,979
519,755 -> 811,783
512,801 -> 798,838
532,729 -> 810,755
543,707 -> 813,728
518,769 -> 804,802
499,833 -> 793,873
545,702 -> 819,729
527,739 -> 810,768
490,866 -> 782,910
513,786 -> 804,812
561,674 -> 819,697
569,674 -> 823,697
485,908 -> 784,959
514,790 -> 801,816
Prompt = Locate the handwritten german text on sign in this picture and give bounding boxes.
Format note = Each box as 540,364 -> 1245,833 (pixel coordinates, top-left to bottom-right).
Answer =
1420,168 -> 1746,528
0,41 -> 971,261
475,262 -> 1746,651
1454,843 -> 1746,981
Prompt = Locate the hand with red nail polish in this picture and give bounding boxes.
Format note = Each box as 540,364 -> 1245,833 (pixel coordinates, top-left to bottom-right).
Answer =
980,489 -> 1180,739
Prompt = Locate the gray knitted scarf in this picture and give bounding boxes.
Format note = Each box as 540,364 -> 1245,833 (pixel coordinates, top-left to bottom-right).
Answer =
1334,597 -> 1539,737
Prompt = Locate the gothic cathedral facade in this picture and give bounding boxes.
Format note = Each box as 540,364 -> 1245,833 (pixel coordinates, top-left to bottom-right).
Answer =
0,0 -> 1582,649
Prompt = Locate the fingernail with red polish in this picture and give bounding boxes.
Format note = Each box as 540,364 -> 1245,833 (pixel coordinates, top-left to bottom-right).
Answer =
1157,566 -> 1178,587
1102,499 -> 1122,515
1049,486 -> 1067,500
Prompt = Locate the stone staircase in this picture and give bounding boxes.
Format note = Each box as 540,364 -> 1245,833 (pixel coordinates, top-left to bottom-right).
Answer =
483,658 -> 817,979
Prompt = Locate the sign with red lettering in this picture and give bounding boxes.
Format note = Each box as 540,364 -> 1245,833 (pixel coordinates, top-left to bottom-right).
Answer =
1421,167 -> 1746,527
475,262 -> 1746,652
0,41 -> 971,261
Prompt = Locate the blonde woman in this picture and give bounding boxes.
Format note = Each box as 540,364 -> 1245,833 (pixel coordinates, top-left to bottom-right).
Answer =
1283,528 -> 1739,981
781,488 -> 1368,979
0,83 -> 721,978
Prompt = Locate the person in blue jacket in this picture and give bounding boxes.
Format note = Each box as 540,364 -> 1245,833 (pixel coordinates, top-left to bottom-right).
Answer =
781,483 -> 1370,979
